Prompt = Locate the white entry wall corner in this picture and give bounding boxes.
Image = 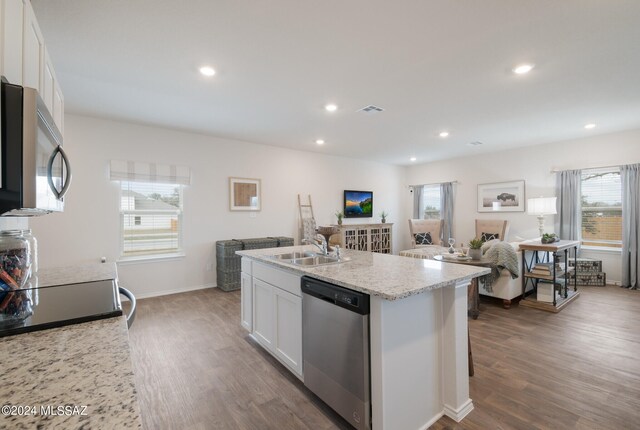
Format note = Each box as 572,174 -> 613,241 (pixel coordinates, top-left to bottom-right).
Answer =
29,114 -> 407,297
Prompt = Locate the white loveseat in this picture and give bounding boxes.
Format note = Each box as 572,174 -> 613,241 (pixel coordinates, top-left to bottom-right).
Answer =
477,241 -> 532,308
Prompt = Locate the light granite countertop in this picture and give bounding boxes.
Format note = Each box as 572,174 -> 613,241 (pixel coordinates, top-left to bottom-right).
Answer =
37,262 -> 118,288
0,263 -> 142,429
238,245 -> 491,300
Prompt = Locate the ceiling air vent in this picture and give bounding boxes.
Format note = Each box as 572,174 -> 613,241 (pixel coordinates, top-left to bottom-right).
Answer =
468,141 -> 484,146
358,105 -> 384,113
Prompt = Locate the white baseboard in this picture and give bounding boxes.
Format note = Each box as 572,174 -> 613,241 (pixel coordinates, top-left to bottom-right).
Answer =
419,411 -> 444,430
443,399 -> 474,422
133,283 -> 216,299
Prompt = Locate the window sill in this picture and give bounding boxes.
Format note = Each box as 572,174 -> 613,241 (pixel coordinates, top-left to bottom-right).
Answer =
580,245 -> 622,254
117,252 -> 185,265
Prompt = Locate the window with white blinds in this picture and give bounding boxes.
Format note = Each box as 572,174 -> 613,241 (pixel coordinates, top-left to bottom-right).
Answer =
120,181 -> 183,258
581,167 -> 622,248
422,185 -> 441,219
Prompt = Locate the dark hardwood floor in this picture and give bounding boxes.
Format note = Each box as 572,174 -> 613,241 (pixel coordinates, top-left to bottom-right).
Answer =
127,285 -> 640,430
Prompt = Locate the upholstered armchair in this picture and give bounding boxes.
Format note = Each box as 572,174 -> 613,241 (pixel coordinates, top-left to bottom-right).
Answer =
475,219 -> 510,242
408,219 -> 444,248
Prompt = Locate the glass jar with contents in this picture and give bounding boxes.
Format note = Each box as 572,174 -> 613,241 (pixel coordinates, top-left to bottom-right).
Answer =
20,229 -> 38,274
0,230 -> 32,326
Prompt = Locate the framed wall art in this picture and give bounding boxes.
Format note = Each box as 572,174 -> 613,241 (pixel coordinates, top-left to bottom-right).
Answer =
229,177 -> 261,211
477,180 -> 525,212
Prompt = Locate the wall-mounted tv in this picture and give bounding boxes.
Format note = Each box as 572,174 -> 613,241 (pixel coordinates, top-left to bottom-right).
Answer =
344,190 -> 373,218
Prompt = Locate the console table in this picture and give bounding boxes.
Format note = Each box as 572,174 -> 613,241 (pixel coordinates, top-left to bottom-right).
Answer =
330,223 -> 393,254
519,240 -> 580,312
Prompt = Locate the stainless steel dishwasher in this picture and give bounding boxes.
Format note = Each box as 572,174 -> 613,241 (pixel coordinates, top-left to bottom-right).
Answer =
301,276 -> 371,430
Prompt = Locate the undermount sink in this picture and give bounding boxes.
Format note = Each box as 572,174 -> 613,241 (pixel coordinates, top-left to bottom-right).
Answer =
273,251 -> 317,260
270,252 -> 347,266
290,255 -> 341,266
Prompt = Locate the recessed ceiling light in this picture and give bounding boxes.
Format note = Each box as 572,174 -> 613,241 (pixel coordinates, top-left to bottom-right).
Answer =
410,157 -> 417,162
315,139 -> 325,145
325,104 -> 338,112
199,66 -> 216,77
439,131 -> 450,138
584,123 -> 596,129
512,64 -> 534,75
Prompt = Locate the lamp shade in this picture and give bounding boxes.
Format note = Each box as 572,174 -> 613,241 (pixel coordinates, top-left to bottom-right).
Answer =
527,197 -> 557,215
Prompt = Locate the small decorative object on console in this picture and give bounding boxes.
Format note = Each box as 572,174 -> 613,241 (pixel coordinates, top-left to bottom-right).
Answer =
380,211 -> 388,223
447,238 -> 456,254
468,238 -> 483,260
335,211 -> 344,225
541,233 -> 559,244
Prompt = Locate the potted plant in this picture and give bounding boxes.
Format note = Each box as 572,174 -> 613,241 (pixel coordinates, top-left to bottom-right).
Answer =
468,238 -> 484,260
380,211 -> 389,223
335,211 -> 344,225
541,233 -> 559,244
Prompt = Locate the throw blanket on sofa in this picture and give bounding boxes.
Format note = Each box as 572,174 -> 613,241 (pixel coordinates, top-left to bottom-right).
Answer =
483,242 -> 519,292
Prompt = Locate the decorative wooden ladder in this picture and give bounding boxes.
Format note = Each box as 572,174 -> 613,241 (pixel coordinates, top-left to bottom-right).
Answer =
297,194 -> 316,243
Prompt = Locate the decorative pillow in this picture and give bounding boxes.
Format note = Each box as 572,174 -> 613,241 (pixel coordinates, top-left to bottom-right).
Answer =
414,232 -> 433,245
481,232 -> 499,242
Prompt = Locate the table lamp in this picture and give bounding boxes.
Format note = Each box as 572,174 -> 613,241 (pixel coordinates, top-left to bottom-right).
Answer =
527,197 -> 557,237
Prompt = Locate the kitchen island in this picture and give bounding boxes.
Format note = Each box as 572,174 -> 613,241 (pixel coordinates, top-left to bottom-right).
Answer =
0,263 -> 142,429
238,246 -> 490,430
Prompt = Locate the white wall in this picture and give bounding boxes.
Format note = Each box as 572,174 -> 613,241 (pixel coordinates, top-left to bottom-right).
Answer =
29,115 -> 406,298
405,129 -> 640,284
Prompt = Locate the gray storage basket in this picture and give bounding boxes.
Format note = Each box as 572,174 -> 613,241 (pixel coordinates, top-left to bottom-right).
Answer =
215,237 -> 293,292
270,236 -> 295,247
216,240 -> 243,291
217,271 -> 241,292
242,238 -> 278,250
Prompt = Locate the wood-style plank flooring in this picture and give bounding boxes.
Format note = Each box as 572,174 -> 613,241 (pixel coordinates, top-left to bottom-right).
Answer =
127,285 -> 640,430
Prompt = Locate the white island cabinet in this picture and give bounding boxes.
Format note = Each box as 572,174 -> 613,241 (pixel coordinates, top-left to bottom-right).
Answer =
241,258 -> 303,378
239,246 -> 490,430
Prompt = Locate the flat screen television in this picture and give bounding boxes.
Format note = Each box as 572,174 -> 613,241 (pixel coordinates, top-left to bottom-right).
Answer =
344,190 -> 373,218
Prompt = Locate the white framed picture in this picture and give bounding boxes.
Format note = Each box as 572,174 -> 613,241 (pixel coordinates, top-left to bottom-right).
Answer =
477,180 -> 525,212
229,177 -> 261,211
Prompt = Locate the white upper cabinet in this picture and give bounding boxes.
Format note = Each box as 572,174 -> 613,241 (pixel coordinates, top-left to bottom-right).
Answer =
53,79 -> 64,133
42,48 -> 54,112
1,0 -> 24,84
22,0 -> 43,92
1,0 -> 64,135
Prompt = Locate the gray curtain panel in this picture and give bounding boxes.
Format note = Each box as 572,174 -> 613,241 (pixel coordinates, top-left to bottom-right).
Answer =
555,170 -> 582,244
440,182 -> 454,243
412,185 -> 424,219
621,164 -> 640,289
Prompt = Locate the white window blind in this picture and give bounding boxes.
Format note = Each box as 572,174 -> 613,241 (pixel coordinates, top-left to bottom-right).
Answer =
581,167 -> 622,248
110,160 -> 191,185
120,181 -> 183,258
422,185 -> 441,219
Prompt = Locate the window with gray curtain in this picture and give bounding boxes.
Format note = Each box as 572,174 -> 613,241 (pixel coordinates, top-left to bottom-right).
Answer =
621,164 -> 640,289
412,185 -> 424,219
555,170 -> 582,243
422,185 -> 441,219
580,168 -> 622,249
440,182 -> 454,243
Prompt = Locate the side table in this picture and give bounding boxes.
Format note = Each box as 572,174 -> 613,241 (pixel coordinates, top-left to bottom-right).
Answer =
518,240 -> 580,312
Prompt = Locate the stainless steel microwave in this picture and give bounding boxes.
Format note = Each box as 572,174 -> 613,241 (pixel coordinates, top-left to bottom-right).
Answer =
0,77 -> 71,216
